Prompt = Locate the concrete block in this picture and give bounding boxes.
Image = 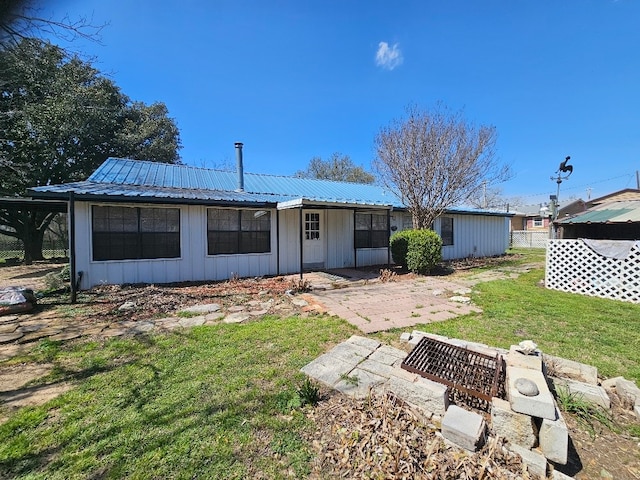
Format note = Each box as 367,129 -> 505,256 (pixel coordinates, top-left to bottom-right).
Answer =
544,353 -> 598,385
386,375 -> 449,417
368,345 -> 406,365
507,366 -> 557,420
508,444 -> 548,479
399,332 -> 411,342
551,377 -> 611,409
491,397 -> 537,449
301,353 -> 360,387
552,468 -> 574,479
539,406 -> 569,465
441,405 -> 486,452
615,377 -> 640,407
328,342 -> 373,364
358,359 -> 417,382
345,335 -> 381,351
600,376 -> 622,390
507,346 -> 542,371
333,367 -> 387,399
634,402 -> 640,420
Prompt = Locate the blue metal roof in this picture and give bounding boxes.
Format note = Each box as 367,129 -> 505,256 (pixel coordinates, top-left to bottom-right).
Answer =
30,157 -> 512,216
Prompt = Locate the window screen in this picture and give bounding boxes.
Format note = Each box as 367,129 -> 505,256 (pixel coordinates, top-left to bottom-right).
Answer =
207,208 -> 271,255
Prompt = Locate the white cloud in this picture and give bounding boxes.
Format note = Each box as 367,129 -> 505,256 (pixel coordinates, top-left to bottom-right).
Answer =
375,41 -> 403,70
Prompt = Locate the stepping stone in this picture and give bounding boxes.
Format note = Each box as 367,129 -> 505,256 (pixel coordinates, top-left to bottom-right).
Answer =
19,329 -> 62,343
204,312 -> 225,323
249,309 -> 268,316
129,322 -> 155,333
291,298 -> 308,307
81,325 -> 106,336
227,305 -> 245,312
49,331 -> 82,341
18,323 -> 46,333
181,303 -> 221,314
223,312 -> 250,324
102,328 -> 128,337
0,324 -> 18,334
0,331 -> 23,343
178,316 -> 206,328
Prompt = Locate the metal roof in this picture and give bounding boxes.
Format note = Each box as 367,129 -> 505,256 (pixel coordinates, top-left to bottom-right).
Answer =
559,200 -> 640,224
30,157 -> 512,216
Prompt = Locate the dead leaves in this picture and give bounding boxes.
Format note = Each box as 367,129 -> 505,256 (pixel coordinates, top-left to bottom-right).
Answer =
306,392 -> 528,479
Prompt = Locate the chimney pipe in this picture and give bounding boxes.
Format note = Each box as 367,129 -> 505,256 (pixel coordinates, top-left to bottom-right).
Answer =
235,142 -> 244,192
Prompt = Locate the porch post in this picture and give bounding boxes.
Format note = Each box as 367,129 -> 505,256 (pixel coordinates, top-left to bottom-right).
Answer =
387,209 -> 391,268
299,206 -> 303,279
276,209 -> 280,276
69,192 -> 77,304
353,209 -> 357,269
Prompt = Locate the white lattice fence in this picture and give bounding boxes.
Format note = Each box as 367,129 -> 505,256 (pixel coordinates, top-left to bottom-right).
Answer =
546,239 -> 640,303
511,230 -> 548,248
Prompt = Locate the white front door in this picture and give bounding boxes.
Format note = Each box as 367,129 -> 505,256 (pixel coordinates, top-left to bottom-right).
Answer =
303,210 -> 324,268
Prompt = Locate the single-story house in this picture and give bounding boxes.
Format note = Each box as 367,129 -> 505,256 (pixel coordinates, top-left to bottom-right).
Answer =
557,189 -> 640,240
29,146 -> 513,290
509,204 -> 552,232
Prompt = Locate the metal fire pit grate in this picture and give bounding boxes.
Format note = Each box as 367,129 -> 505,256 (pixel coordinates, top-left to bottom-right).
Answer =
401,337 -> 505,411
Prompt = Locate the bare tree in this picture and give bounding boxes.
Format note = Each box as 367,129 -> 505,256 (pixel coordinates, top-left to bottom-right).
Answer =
296,153 -> 375,184
466,182 -> 507,210
1,0 -> 103,48
374,104 -> 510,229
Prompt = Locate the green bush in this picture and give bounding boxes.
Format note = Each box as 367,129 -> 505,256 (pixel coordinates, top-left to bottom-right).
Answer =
390,230 -> 412,267
391,229 -> 442,273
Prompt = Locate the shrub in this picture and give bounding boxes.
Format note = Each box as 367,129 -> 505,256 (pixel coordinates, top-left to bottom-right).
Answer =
390,230 -> 412,267
406,229 -> 442,274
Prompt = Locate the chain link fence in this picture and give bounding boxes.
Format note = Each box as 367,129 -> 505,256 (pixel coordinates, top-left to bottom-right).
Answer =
0,233 -> 68,262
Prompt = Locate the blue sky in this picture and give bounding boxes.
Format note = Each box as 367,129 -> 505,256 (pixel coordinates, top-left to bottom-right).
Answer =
44,0 -> 640,207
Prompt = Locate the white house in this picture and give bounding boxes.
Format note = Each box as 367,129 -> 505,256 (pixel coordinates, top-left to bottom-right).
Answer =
29,145 -> 512,290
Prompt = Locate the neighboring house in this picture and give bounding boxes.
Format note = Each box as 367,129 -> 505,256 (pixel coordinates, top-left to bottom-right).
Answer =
556,189 -> 640,240
509,204 -> 552,232
29,150 -> 512,290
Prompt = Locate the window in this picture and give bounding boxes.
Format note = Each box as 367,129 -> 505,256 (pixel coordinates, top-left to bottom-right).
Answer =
440,216 -> 454,246
207,208 -> 271,255
305,213 -> 320,240
402,214 -> 414,231
533,218 -> 544,228
92,206 -> 180,261
355,213 -> 388,248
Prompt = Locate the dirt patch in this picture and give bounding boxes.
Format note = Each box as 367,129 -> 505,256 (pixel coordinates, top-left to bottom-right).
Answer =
0,261 -> 67,292
0,363 -> 73,424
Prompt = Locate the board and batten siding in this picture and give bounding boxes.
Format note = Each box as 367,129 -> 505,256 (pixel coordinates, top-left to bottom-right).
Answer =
435,214 -> 510,260
74,202 -> 277,289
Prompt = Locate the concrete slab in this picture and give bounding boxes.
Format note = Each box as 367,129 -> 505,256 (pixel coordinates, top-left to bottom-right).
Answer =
327,342 -> 374,363
386,375 -> 449,417
345,335 -> 380,351
368,345 -> 406,365
509,444 -> 548,479
333,367 -> 387,398
507,366 -> 557,420
544,353 -> 598,385
507,346 -> 543,371
301,353 -> 359,387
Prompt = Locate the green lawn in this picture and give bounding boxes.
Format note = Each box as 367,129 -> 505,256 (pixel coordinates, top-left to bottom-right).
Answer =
0,317 -> 357,479
1,248 -> 639,478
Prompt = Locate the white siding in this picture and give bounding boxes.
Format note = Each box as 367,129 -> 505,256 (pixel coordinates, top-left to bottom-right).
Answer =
325,210 -> 355,269
436,214 -> 510,260
75,202 -> 277,289
277,209 -> 302,274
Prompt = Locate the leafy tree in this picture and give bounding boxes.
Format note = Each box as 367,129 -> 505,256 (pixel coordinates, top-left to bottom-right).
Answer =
374,104 -> 510,229
0,39 -> 181,262
296,153 -> 375,184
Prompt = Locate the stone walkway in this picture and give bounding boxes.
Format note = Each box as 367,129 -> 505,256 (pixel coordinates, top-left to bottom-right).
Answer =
303,264 -> 536,333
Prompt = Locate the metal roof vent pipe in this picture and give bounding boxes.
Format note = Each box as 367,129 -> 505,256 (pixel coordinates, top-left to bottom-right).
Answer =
235,142 -> 244,192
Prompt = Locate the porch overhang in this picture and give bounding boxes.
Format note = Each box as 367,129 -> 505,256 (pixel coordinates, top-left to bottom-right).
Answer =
276,197 -> 394,211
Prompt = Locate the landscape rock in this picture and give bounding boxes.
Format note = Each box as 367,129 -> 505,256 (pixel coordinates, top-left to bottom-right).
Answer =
449,295 -> 471,304
118,301 -> 136,311
515,377 -> 540,396
222,312 -> 250,324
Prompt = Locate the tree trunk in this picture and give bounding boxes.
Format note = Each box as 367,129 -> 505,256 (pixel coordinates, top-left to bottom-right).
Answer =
23,225 -> 46,264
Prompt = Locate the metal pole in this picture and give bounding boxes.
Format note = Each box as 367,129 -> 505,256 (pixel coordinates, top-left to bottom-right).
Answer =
299,207 -> 303,280
69,192 -> 77,304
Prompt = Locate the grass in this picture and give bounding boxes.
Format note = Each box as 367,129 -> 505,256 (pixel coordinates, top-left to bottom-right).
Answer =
2,248 -> 640,478
379,250 -> 640,384
555,385 -> 615,439
0,316 -> 356,479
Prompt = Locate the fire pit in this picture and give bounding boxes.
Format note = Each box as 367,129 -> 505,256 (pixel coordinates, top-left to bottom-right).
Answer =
401,336 -> 506,411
